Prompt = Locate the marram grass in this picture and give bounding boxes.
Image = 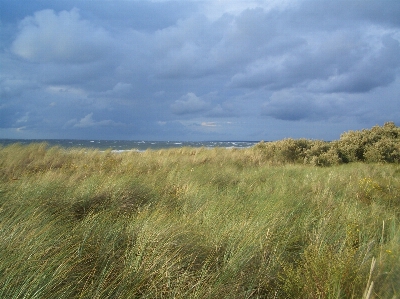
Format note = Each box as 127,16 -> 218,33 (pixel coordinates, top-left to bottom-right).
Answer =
0,141 -> 400,298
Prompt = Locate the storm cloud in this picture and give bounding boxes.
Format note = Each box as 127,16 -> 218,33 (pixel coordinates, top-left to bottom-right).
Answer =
1,0 -> 399,141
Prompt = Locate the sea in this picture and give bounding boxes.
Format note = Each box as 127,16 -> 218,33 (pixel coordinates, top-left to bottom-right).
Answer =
0,139 -> 259,152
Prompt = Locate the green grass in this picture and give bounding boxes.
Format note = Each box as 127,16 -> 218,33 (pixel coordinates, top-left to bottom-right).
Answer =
0,143 -> 399,298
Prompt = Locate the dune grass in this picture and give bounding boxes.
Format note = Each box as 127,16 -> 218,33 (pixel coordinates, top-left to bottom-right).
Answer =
0,142 -> 399,298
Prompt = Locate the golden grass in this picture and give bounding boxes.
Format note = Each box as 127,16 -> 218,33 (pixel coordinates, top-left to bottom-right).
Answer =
0,140 -> 399,298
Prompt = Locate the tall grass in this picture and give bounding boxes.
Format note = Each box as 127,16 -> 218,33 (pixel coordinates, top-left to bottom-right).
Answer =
0,131 -> 400,298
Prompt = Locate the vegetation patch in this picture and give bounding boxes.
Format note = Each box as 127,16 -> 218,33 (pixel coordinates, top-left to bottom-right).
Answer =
0,123 -> 399,298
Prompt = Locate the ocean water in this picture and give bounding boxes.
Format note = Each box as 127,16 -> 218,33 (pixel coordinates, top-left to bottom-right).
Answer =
0,139 -> 259,151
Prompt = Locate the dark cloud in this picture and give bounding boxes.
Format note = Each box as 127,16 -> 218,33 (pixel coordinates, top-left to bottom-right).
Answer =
1,0 -> 399,141
294,0 -> 400,28
229,8 -> 400,93
261,90 -> 348,121
0,105 -> 19,128
0,78 -> 38,100
321,36 -> 400,93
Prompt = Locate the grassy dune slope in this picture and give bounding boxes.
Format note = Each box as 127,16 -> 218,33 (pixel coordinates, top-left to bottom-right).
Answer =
0,129 -> 400,298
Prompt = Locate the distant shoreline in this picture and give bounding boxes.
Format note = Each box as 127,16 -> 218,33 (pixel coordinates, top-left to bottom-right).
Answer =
0,139 -> 259,151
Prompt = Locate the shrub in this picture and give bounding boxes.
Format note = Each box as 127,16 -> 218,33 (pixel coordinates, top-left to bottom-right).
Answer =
254,122 -> 400,165
253,138 -> 312,164
337,122 -> 400,163
303,140 -> 342,166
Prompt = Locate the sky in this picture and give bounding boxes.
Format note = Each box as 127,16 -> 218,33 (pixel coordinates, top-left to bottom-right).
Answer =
1,0 -> 399,141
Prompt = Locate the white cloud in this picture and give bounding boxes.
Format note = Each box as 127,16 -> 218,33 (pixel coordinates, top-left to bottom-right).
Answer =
11,8 -> 112,63
201,122 -> 217,127
171,92 -> 210,115
199,0 -> 295,20
71,113 -> 119,128
95,82 -> 133,98
45,85 -> 86,96
16,112 -> 30,123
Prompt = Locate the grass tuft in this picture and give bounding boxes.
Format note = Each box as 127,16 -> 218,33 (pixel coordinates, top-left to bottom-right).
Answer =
1,124 -> 400,298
